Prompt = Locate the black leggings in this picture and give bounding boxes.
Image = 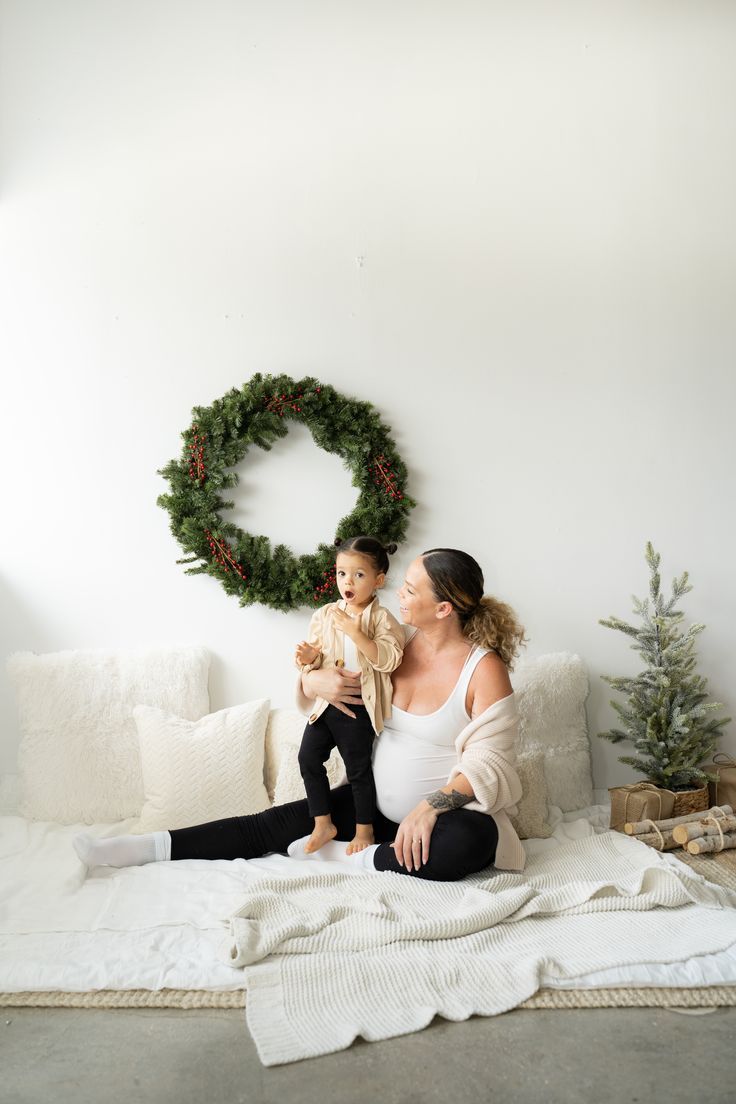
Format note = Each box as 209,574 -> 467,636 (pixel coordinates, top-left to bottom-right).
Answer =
298,704 -> 376,823
169,784 -> 499,882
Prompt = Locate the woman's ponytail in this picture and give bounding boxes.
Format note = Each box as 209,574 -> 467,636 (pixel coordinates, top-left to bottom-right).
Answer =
421,548 -> 527,669
464,596 -> 527,670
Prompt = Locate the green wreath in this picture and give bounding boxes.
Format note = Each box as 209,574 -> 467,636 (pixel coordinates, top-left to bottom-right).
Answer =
157,373 -> 416,612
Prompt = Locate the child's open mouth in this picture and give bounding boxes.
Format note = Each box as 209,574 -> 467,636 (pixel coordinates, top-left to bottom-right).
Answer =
344,589 -> 355,601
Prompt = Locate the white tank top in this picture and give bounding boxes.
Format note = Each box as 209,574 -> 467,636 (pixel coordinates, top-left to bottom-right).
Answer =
342,633 -> 360,673
372,642 -> 489,823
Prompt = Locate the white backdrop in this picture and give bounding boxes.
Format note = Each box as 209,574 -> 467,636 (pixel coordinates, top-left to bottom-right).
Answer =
2,1 -> 735,790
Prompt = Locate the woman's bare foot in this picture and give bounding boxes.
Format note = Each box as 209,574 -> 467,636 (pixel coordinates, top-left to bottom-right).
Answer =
346,824 -> 375,855
304,818 -> 338,853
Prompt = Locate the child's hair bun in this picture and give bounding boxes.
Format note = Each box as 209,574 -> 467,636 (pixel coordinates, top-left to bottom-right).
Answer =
333,537 -> 343,548
334,535 -> 396,574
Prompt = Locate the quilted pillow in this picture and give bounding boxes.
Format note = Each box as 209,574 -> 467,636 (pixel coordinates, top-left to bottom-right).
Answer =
268,709 -> 347,806
509,752 -> 553,839
268,652 -> 592,818
134,700 -> 271,832
264,708 -> 304,801
7,646 -> 210,824
511,652 -> 593,812
269,712 -> 552,838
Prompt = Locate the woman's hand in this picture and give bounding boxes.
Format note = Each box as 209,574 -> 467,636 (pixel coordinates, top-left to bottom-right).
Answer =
303,665 -> 363,718
391,800 -> 438,872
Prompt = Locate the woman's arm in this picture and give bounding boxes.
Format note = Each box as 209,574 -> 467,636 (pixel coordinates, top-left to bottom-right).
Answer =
296,666 -> 364,718
391,778 -> 475,872
467,652 -> 513,719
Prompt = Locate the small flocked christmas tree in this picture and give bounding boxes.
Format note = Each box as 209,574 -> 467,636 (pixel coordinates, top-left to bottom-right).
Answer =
598,542 -> 730,790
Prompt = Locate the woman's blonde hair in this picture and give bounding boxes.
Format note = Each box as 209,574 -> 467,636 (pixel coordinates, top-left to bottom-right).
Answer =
422,548 -> 527,670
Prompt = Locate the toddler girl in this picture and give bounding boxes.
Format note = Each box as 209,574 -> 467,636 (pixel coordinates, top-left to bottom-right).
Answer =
294,535 -> 404,854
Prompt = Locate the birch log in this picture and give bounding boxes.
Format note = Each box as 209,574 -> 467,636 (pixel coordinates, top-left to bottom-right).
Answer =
672,815 -> 736,845
624,805 -> 733,836
630,829 -> 682,851
686,832 -> 736,855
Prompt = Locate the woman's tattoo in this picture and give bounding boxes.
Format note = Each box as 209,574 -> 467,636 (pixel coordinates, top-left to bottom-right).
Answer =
426,789 -> 473,811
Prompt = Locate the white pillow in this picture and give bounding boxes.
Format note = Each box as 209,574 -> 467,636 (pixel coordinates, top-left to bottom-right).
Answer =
270,710 -> 347,806
270,717 -> 553,839
7,646 -> 210,824
264,708 -> 303,801
270,652 -> 593,816
509,752 -> 553,840
134,700 -> 271,832
512,652 -> 593,812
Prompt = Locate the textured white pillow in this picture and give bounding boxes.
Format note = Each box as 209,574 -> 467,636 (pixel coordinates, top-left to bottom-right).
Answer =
268,715 -> 556,834
268,649 -> 591,816
134,700 -> 271,832
264,708 -> 304,801
509,752 -> 553,840
270,652 -> 593,816
511,652 -> 593,812
270,710 -> 347,806
270,718 -> 553,838
7,646 -> 210,824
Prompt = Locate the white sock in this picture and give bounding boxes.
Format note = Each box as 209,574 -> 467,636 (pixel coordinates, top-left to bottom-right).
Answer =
287,835 -> 378,870
73,831 -> 171,868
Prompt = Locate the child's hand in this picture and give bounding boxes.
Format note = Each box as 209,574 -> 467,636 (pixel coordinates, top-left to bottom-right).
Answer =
295,641 -> 320,667
332,607 -> 359,639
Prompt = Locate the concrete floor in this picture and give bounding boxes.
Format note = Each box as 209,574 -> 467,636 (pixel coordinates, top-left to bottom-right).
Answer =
2,1005 -> 734,1104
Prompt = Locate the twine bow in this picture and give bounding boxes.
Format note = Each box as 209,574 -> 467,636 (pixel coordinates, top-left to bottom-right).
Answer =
704,815 -> 727,852
640,818 -> 666,850
623,782 -> 664,825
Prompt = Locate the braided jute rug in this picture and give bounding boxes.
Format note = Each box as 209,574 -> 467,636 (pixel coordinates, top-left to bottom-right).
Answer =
3,848 -> 735,1012
2,986 -> 735,1011
672,847 -> 736,891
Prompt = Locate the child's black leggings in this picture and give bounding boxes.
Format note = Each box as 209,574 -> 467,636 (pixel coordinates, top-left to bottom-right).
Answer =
169,783 -> 499,882
298,704 -> 376,823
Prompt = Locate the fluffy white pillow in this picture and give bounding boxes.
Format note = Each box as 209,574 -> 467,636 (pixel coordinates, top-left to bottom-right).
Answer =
134,700 -> 271,832
7,646 -> 210,824
511,652 -> 593,812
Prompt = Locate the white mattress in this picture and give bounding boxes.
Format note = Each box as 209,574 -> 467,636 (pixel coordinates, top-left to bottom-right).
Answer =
1,804 -> 735,993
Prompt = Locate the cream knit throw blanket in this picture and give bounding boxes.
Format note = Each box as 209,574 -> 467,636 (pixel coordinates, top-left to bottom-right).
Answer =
222,833 -> 736,1066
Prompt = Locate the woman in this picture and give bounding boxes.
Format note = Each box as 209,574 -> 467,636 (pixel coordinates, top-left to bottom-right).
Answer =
74,548 -> 528,880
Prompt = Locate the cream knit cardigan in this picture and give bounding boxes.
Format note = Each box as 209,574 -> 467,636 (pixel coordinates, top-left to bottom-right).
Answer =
449,691 -> 526,871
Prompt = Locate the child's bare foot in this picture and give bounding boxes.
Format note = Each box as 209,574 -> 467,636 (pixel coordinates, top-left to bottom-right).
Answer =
346,825 -> 375,855
304,820 -> 338,853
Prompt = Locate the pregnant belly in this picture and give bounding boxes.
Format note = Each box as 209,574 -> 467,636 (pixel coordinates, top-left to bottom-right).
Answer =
372,728 -> 457,824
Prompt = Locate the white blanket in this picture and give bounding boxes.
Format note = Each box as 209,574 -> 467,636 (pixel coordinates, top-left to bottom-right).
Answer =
2,805 -> 736,1059
224,831 -> 736,1065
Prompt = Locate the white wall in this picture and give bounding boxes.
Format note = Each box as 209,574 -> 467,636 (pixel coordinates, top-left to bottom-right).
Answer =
2,0 -> 735,790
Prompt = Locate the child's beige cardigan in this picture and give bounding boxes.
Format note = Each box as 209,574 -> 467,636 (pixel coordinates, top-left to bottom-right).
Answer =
298,595 -> 405,734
